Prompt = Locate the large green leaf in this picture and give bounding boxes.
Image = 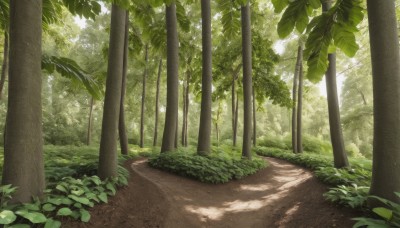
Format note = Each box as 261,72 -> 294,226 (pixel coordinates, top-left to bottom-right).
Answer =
0,210 -> 17,225
15,210 -> 47,224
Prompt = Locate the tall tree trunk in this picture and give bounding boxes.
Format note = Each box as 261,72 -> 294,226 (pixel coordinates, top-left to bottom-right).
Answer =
297,64 -> 304,153
98,5 -> 126,179
174,114 -> 178,149
252,89 -> 256,146
181,79 -> 186,146
2,0 -> 45,203
367,0 -> 400,204
233,92 -> 239,147
87,97 -> 94,146
119,11 -> 129,155
241,1 -> 253,159
232,74 -> 236,138
153,58 -> 162,147
323,1 -> 349,168
161,3 -> 179,153
140,44 -> 149,148
0,31 -> 9,100
197,0 -> 212,155
184,68 -> 190,147
292,46 -> 302,153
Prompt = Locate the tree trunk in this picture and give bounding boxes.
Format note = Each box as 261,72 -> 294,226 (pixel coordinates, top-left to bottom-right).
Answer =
140,44 -> 149,148
181,78 -> 186,146
323,1 -> 349,169
241,2 -> 253,159
153,58 -> 162,147
297,63 -> 304,153
174,114 -> 178,149
367,0 -> 400,204
87,97 -> 94,146
233,92 -> 239,147
292,46 -> 302,153
119,10 -> 129,155
0,31 -> 9,100
184,67 -> 190,147
252,89 -> 256,146
98,5 -> 126,179
161,3 -> 179,153
197,0 -> 213,155
2,0 -> 45,203
232,74 -> 236,138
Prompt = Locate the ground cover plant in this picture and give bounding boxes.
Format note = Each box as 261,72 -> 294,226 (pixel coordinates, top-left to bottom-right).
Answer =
255,146 -> 371,209
149,147 -> 267,184
0,145 -> 139,227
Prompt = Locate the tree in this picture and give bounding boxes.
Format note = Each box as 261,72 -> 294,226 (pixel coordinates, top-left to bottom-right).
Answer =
161,2 -> 179,153
119,10 -> 129,155
291,46 -> 302,153
367,0 -> 400,204
197,0 -> 212,154
322,1 -> 349,168
140,44 -> 149,148
241,1 -> 253,159
297,62 -> 304,153
2,0 -> 46,203
153,58 -> 163,146
98,4 -> 126,179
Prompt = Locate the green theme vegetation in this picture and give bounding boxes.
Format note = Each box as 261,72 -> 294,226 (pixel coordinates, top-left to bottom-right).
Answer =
0,0 -> 399,227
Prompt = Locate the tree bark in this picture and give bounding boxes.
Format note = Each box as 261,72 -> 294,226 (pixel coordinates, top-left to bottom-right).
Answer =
98,5 -> 126,179
140,44 -> 149,148
2,0 -> 45,203
197,0 -> 213,155
153,58 -> 162,147
174,114 -> 178,149
297,64 -> 304,153
367,0 -> 400,204
87,97 -> 94,146
184,67 -> 191,147
292,46 -> 302,153
181,77 -> 186,146
161,3 -> 179,153
119,10 -> 129,155
233,92 -> 239,147
0,31 -> 9,100
232,74 -> 236,138
241,2 -> 253,159
252,89 -> 256,146
323,1 -> 349,169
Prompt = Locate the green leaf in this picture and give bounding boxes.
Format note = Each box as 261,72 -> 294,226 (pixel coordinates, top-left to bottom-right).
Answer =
15,210 -> 47,224
80,209 -> 91,222
8,224 -> 31,228
56,207 -> 73,216
106,183 -> 116,195
22,203 -> 40,211
272,0 -> 289,13
44,218 -> 61,228
373,207 -> 393,221
55,184 -> 68,193
0,210 -> 17,225
98,192 -> 108,203
42,204 -> 56,212
68,195 -> 91,206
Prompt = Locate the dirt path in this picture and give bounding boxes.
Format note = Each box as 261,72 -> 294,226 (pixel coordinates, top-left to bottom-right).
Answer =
65,157 -> 359,228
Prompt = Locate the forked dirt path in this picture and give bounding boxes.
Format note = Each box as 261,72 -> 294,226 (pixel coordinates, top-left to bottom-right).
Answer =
65,157 -> 359,228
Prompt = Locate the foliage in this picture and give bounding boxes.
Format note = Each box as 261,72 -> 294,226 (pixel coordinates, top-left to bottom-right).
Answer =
353,193 -> 400,227
324,184 -> 369,208
149,149 -> 267,184
0,145 -> 132,227
315,167 -> 370,186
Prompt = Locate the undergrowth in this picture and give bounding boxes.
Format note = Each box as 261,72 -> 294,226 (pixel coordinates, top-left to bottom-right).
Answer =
255,146 -> 371,209
149,149 -> 267,184
0,145 -> 138,227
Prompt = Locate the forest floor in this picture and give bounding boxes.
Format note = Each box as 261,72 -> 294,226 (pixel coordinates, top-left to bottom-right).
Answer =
64,157 -> 360,228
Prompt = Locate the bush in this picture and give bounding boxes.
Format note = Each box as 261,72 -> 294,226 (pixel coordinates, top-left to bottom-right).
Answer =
258,136 -> 290,150
301,135 -> 332,154
148,150 -> 267,184
324,184 -> 369,208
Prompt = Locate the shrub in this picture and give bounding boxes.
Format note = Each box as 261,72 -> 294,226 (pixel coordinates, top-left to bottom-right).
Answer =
324,184 -> 369,208
148,150 -> 267,184
258,136 -> 289,150
301,135 -> 332,154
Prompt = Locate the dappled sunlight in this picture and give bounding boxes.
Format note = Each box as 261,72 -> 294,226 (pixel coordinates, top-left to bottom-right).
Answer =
239,183 -> 273,191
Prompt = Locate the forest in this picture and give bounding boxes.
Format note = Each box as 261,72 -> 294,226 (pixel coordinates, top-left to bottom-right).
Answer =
0,0 -> 399,227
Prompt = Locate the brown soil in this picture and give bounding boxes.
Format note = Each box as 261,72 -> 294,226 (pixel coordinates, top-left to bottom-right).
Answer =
63,157 -> 360,228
